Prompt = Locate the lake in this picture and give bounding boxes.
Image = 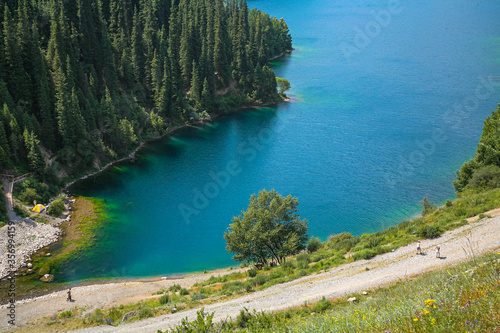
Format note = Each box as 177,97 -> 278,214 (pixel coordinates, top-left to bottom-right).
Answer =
68,0 -> 500,280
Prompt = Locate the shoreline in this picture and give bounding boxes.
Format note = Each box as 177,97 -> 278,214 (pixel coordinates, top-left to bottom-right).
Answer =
63,49 -> 292,192
63,98 -> 287,192
1,208 -> 499,331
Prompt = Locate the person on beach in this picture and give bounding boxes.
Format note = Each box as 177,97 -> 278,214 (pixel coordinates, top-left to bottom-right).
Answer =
416,240 -> 421,255
67,288 -> 72,302
436,245 -> 441,258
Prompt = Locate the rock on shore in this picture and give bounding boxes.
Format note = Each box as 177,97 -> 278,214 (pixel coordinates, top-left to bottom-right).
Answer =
0,220 -> 61,279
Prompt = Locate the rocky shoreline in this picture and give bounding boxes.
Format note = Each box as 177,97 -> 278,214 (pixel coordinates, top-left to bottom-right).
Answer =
0,219 -> 62,280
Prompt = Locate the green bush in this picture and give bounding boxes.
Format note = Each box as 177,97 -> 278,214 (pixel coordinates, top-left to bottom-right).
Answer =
468,165 -> 500,189
296,253 -> 310,269
281,260 -> 295,274
327,232 -> 360,253
138,307 -> 153,319
18,187 -> 40,205
311,297 -> 332,313
236,309 -> 252,329
107,307 -> 122,322
14,203 -> 30,218
48,198 -> 65,217
221,281 -> 246,295
159,294 -> 169,305
168,284 -> 182,292
247,269 -> 257,277
417,224 -> 441,239
311,253 -> 329,262
352,249 -> 377,261
296,269 -> 308,278
307,237 -> 323,253
179,288 -> 189,296
16,178 -> 51,204
250,274 -> 268,287
58,310 -> 73,318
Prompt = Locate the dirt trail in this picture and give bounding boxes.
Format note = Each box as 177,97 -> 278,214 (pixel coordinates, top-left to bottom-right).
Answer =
2,211 -> 500,333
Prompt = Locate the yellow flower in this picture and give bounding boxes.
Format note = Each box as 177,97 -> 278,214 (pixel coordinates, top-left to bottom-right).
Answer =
431,318 -> 436,325
424,299 -> 436,306
433,305 -> 437,308
413,318 -> 419,322
423,309 -> 430,315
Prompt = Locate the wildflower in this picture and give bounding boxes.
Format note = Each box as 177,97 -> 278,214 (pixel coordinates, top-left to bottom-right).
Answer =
413,318 -> 419,322
423,309 -> 430,315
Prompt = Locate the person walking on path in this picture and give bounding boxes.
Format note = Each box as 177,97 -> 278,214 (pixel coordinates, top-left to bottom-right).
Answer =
436,245 -> 441,258
416,240 -> 422,255
66,288 -> 72,302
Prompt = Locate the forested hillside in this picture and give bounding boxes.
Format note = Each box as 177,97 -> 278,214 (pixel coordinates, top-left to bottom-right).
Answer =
0,0 -> 292,183
454,103 -> 500,193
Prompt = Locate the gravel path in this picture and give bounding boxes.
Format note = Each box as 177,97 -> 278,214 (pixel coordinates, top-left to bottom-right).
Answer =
2,212 -> 500,333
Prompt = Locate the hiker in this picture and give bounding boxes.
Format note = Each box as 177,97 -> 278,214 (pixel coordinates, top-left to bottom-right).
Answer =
416,240 -> 421,255
436,245 -> 441,258
66,288 -> 72,302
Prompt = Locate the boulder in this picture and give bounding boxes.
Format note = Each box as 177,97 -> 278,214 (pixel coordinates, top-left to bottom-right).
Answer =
27,263 -> 33,268
40,274 -> 54,282
347,297 -> 357,303
122,311 -> 138,322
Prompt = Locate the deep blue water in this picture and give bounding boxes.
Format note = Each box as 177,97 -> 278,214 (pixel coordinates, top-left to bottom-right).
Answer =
68,0 -> 500,280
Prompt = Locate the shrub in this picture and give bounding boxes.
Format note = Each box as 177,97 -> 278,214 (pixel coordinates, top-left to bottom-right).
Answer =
296,253 -> 310,269
236,309 -> 252,328
59,310 -> 73,318
48,198 -> 65,217
307,237 -> 323,253
296,269 -> 308,278
281,260 -> 295,274
18,188 -> 40,205
420,197 -> 437,216
250,274 -> 268,287
311,297 -> 332,313
311,253 -> 329,262
445,199 -> 453,207
107,307 -> 122,322
159,294 -> 169,305
138,307 -> 153,319
169,284 -> 182,292
247,269 -> 257,277
327,232 -> 360,253
221,281 -> 246,295
418,224 -> 441,239
14,203 -> 30,218
468,165 -> 500,189
352,249 -> 377,261
191,293 -> 206,301
16,178 -> 51,204
179,288 -> 189,296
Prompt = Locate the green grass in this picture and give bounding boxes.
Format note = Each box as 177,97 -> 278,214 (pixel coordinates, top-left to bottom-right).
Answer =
159,252 -> 500,332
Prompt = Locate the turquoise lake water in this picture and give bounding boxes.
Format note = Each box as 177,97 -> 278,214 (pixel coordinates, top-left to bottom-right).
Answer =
68,0 -> 500,281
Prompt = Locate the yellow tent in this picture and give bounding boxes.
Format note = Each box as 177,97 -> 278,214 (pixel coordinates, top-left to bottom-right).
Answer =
32,204 -> 46,212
